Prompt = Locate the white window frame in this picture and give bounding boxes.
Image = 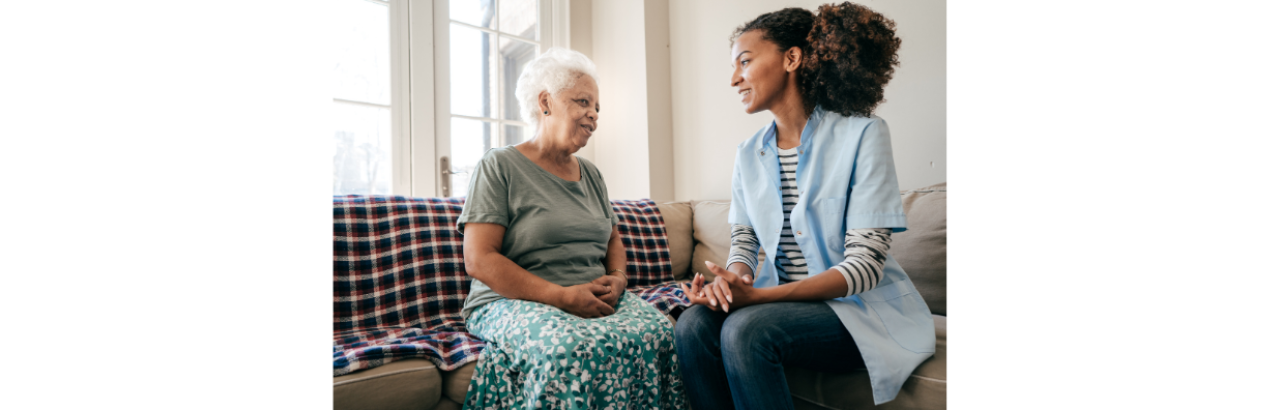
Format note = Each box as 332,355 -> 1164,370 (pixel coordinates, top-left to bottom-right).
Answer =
391,0 -> 569,198
333,0 -> 410,196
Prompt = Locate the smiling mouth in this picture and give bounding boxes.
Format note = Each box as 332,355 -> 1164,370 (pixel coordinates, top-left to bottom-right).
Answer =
580,124 -> 594,136
739,89 -> 751,102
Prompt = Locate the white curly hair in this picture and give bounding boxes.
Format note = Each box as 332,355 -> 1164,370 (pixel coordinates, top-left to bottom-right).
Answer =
514,47 -> 599,129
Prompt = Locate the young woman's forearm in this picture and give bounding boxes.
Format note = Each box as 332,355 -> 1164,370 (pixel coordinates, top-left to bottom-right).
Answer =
725,224 -> 760,278
758,268 -> 850,302
759,228 -> 894,302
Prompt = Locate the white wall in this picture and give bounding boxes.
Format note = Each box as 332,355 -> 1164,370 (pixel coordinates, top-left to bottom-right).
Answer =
568,0 -> 595,162
589,0 -> 651,200
642,0 -> 675,201
573,0 -> 675,200
668,0 -> 947,200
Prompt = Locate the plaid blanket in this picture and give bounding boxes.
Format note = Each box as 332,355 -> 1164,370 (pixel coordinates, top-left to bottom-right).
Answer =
333,196 -> 691,377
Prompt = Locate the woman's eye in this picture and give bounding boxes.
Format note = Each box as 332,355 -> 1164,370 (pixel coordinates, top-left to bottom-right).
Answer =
740,60 -> 749,67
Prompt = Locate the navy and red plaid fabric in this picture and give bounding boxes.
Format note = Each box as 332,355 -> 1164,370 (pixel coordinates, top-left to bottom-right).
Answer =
611,199 -> 673,288
333,196 -> 690,377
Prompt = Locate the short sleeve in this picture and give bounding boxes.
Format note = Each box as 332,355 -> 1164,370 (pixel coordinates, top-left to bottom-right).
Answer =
456,150 -> 511,233
846,118 -> 908,233
727,151 -> 752,227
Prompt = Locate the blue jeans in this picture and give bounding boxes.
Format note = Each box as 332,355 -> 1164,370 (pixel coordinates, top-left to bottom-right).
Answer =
675,302 -> 866,410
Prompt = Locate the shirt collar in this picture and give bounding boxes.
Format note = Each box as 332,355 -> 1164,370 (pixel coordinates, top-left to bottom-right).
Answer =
758,105 -> 826,151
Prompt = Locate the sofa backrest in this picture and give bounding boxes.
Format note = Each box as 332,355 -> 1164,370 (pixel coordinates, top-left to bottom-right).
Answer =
333,196 -> 678,334
675,182 -> 947,316
890,183 -> 947,316
655,201 -> 694,281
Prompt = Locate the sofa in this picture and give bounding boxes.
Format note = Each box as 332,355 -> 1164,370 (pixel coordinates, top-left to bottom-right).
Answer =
333,182 -> 946,410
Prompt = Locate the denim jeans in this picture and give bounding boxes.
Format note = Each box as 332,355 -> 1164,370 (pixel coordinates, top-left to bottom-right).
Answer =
675,302 -> 866,410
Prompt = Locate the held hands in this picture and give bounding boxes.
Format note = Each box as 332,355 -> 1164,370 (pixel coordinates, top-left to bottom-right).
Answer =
679,261 -> 761,313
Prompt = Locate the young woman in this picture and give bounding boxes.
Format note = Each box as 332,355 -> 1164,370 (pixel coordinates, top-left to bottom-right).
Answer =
676,3 -> 935,409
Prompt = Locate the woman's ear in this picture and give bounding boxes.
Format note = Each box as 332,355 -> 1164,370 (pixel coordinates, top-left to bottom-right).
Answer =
784,46 -> 803,73
538,90 -> 552,115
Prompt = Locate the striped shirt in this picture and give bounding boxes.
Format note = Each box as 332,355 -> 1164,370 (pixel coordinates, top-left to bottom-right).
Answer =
724,147 -> 893,297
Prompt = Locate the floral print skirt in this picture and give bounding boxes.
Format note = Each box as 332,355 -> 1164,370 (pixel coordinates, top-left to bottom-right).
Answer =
463,291 -> 688,410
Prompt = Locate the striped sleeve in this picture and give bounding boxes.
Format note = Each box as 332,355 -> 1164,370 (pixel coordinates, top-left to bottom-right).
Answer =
832,228 -> 892,297
726,224 -> 761,274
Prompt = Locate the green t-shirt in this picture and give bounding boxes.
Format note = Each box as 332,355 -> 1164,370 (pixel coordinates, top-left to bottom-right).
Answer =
456,146 -> 619,320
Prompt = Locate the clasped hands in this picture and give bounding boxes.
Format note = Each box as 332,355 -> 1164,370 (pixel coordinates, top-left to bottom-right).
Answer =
557,271 -> 627,318
679,261 -> 764,313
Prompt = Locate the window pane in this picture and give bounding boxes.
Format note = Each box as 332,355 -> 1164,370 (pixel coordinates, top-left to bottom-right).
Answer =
333,0 -> 389,105
450,0 -> 495,29
450,24 -> 499,119
334,102 -> 392,195
499,0 -> 538,40
500,36 -> 538,121
502,124 -> 530,147
450,117 -> 495,197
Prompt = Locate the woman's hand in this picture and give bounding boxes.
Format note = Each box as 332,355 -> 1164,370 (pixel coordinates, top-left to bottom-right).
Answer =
679,272 -> 716,309
556,283 -> 616,318
694,261 -> 768,312
591,274 -> 627,308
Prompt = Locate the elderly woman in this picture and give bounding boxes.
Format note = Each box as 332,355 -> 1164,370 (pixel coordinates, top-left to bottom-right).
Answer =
456,47 -> 686,409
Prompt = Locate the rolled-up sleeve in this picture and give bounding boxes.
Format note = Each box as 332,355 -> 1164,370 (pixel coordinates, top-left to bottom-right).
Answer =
846,118 -> 908,233
727,149 -> 752,227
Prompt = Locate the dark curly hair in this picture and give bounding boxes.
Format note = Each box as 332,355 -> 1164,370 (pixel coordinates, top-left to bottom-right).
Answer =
731,2 -> 901,118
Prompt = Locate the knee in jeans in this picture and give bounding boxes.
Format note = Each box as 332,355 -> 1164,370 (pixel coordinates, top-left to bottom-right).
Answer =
675,305 -> 718,344
720,307 -> 784,359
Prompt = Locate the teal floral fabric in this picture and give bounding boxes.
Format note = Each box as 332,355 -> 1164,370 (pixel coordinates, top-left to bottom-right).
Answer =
463,291 -> 688,410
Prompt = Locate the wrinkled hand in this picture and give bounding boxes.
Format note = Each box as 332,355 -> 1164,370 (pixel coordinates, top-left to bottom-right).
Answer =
591,274 -> 627,308
679,262 -> 759,313
558,283 -> 615,318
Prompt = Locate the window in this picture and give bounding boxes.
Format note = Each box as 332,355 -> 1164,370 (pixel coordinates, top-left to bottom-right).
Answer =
332,0 -> 397,196
441,0 -> 543,196
332,0 -> 563,198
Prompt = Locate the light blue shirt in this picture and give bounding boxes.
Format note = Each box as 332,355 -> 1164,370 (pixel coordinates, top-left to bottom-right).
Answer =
728,106 -> 936,405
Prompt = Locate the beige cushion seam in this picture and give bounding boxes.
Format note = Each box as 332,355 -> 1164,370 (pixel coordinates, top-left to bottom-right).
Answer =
908,374 -> 947,383
334,367 -> 435,386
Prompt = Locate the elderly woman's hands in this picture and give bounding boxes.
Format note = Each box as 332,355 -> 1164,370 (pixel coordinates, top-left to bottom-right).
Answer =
557,283 -> 615,318
591,273 -> 628,308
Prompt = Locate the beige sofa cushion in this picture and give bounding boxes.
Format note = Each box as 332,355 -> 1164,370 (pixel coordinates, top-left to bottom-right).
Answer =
690,201 -> 766,279
656,201 -> 694,281
889,183 -> 947,316
690,201 -> 732,279
334,358 -> 442,410
787,315 -> 946,410
440,361 -> 477,404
